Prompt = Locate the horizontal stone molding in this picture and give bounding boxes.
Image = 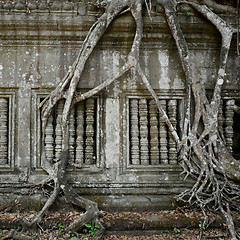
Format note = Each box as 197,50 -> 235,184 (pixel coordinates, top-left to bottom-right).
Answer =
0,8 -> 236,49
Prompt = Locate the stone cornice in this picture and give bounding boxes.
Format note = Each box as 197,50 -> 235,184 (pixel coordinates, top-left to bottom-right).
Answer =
0,2 -> 237,48
0,0 -> 86,13
0,0 -> 237,14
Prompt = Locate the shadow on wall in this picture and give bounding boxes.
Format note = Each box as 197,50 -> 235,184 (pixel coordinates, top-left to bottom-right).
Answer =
233,101 -> 240,160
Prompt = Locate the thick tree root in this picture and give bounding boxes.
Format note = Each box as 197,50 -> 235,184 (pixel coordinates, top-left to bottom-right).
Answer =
155,0 -> 240,239
2,229 -> 34,240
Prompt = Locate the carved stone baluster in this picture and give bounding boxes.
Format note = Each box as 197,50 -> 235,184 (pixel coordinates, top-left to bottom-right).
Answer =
168,100 -> 178,164
85,99 -> 95,165
55,99 -> 64,161
149,99 -> 159,165
0,98 -> 8,165
139,98 -> 149,165
69,107 -> 75,163
225,99 -> 235,153
76,102 -> 85,165
130,99 -> 140,165
159,100 -> 168,164
45,114 -> 54,161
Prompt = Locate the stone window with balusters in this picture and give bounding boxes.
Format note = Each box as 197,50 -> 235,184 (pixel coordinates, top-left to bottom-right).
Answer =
8,89 -> 240,172
32,92 -> 101,169
0,91 -> 15,170
128,97 -> 179,166
122,93 -> 240,170
44,98 -> 98,165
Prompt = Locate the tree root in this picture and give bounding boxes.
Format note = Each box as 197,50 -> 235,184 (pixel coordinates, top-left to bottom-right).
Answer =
2,229 -> 34,240
17,1 -> 147,237
160,1 -> 240,239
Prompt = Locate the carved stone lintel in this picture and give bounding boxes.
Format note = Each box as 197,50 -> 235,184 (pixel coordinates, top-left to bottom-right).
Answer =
159,100 -> 168,164
168,100 -> 178,164
0,98 -> 8,165
139,99 -> 149,165
225,99 -> 235,154
76,102 -> 85,165
149,99 -> 159,165
85,99 -> 95,164
130,99 -> 140,165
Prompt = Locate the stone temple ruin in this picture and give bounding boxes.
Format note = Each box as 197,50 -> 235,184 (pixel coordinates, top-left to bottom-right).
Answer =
0,0 -> 239,211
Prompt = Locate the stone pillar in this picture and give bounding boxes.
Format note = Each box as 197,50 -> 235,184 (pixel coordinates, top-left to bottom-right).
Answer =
130,99 -> 140,165
139,99 -> 149,165
168,100 -> 178,164
45,114 -> 54,162
105,98 -> 120,172
55,99 -> 64,161
17,85 -> 31,182
76,102 -> 85,165
149,99 -> 159,165
69,107 -> 75,163
85,98 -> 95,164
159,100 -> 168,164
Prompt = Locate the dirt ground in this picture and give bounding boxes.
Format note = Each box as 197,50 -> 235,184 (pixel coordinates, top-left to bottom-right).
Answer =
0,209 -> 234,239
0,228 -> 229,240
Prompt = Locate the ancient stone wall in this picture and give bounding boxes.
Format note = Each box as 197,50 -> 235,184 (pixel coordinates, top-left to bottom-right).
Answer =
0,0 -> 239,210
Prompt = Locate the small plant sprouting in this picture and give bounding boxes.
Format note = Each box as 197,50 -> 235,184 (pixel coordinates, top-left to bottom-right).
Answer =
199,221 -> 207,230
186,229 -> 194,233
186,11 -> 193,16
15,224 -> 22,232
84,221 -> 101,236
68,231 -> 75,237
52,223 -> 65,236
173,227 -> 181,234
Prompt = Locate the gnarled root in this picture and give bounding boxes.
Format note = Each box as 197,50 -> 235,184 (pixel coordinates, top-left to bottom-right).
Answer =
64,191 -> 104,235
2,229 -> 34,240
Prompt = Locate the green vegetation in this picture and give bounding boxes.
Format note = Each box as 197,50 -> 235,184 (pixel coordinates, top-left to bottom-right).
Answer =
83,221 -> 101,237
173,227 -> 181,233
